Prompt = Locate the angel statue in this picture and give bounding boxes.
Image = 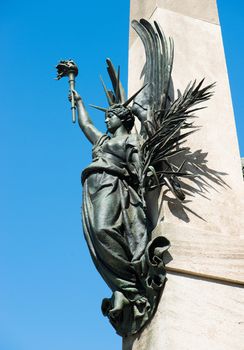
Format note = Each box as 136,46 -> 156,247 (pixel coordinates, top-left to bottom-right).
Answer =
58,19 -> 214,336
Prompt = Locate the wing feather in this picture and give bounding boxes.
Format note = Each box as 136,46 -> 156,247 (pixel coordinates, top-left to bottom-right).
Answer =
106,58 -> 126,103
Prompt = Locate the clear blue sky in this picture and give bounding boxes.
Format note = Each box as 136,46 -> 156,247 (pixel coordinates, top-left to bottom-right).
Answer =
0,1 -> 243,349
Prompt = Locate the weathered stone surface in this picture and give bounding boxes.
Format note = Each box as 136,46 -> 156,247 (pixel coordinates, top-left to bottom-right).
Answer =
123,274 -> 244,350
125,0 -> 244,348
154,222 -> 244,283
130,0 -> 219,45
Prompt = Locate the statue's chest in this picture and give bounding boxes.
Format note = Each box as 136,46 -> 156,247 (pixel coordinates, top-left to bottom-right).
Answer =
102,137 -> 126,159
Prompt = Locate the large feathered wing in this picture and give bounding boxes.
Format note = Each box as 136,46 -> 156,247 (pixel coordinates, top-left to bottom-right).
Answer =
131,19 -> 215,200
131,19 -> 174,134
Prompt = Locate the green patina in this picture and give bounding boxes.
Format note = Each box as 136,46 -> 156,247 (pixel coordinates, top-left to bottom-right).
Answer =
57,19 -> 214,336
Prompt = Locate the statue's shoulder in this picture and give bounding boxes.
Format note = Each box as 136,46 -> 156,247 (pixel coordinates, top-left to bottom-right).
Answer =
93,134 -> 110,148
125,133 -> 140,148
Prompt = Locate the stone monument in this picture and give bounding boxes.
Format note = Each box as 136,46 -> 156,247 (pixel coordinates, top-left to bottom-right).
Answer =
57,21 -> 215,336
57,0 -> 244,348
124,1 -> 244,349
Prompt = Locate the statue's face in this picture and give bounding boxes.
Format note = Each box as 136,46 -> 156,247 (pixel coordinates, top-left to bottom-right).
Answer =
105,110 -> 123,133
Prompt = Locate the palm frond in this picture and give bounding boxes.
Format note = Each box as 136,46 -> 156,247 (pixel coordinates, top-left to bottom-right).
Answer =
141,79 -> 215,194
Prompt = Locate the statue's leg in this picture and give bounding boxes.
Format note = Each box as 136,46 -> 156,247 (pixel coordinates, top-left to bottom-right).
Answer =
82,173 -> 139,292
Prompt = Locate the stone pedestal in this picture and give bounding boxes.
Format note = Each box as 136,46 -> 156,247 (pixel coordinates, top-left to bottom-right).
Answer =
123,1 -> 244,349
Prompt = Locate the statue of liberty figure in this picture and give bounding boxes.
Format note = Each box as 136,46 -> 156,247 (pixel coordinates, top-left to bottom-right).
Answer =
57,19 -> 214,336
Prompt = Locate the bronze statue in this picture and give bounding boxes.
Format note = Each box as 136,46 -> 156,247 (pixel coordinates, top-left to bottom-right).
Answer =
56,19 -> 214,336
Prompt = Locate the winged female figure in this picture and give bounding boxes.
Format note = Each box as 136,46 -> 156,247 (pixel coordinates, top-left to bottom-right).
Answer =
60,19 -> 214,336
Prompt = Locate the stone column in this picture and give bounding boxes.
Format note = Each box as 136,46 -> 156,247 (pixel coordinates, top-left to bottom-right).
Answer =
123,1 -> 244,349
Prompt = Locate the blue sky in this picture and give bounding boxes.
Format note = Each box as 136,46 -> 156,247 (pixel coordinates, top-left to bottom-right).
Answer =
0,1 -> 243,350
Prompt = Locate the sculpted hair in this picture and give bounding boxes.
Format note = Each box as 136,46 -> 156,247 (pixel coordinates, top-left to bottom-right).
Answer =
107,104 -> 135,132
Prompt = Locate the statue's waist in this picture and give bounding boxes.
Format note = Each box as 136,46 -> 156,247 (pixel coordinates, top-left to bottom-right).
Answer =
81,157 -> 128,184
92,152 -> 125,165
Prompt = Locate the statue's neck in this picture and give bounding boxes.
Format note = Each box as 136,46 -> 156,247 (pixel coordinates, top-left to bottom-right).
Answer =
112,126 -> 128,138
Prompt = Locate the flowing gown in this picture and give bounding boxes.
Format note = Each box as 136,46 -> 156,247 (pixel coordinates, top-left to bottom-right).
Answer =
81,134 -> 169,336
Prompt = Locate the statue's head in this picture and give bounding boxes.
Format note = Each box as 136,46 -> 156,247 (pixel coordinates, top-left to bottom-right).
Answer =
105,104 -> 135,133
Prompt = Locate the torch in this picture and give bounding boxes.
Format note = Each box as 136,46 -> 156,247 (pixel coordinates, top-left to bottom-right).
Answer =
56,60 -> 79,123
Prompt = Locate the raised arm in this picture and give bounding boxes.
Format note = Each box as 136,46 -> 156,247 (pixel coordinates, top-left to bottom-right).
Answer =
72,90 -> 103,144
